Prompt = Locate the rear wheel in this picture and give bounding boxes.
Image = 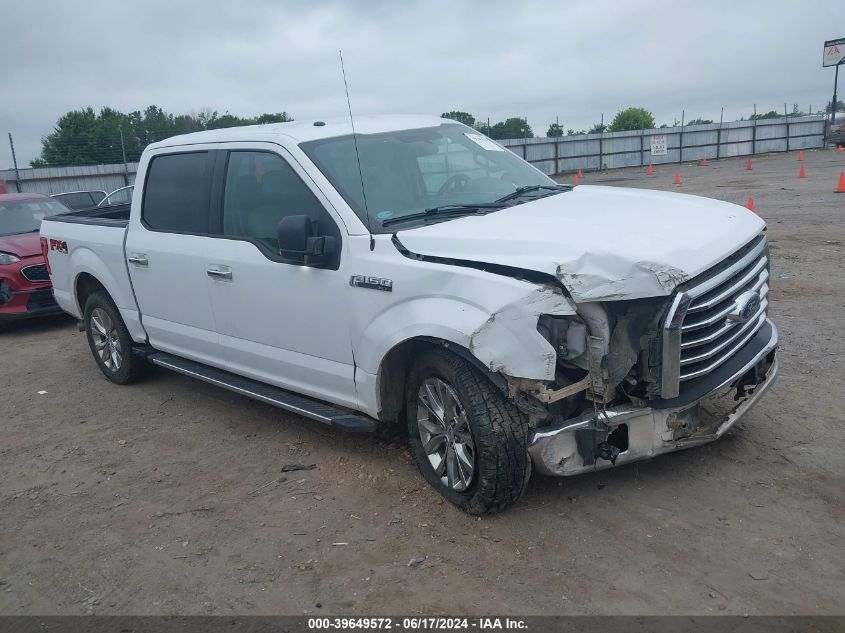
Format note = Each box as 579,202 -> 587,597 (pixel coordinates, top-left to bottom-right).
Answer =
405,349 -> 531,514
83,291 -> 151,384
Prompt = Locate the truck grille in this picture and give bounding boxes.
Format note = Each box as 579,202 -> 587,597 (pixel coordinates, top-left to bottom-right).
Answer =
661,235 -> 769,397
21,263 -> 50,283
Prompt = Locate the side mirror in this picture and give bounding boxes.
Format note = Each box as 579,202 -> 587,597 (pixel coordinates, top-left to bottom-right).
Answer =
277,214 -> 336,265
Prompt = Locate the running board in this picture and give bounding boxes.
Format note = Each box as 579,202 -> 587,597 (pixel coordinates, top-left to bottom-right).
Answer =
147,352 -> 377,432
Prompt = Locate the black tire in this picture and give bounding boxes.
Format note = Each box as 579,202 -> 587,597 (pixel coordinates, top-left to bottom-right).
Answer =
405,349 -> 531,514
83,290 -> 152,385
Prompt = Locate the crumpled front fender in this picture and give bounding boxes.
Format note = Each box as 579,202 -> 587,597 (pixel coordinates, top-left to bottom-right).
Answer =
469,285 -> 576,381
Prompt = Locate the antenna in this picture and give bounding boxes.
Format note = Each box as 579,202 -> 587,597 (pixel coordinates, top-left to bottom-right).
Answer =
339,50 -> 374,250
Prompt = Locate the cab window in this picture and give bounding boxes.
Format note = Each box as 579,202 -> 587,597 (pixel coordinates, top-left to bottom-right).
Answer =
142,152 -> 212,233
221,151 -> 340,266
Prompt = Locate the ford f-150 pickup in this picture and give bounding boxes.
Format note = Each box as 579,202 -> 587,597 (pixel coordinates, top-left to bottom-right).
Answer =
41,115 -> 778,514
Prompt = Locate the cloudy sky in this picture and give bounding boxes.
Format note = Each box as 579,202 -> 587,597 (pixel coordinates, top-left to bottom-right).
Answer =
1,0 -> 841,167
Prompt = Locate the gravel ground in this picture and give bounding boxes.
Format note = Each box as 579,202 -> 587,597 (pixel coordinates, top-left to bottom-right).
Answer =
1,149 -> 843,616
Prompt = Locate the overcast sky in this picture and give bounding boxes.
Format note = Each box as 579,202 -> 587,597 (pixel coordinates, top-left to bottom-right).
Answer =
1,0 -> 841,168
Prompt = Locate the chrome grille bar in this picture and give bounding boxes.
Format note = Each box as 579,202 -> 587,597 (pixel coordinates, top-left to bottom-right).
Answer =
661,234 -> 770,398
686,256 -> 768,313
682,273 -> 768,332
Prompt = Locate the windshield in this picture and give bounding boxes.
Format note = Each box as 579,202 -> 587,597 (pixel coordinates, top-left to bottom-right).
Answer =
301,123 -> 554,231
0,198 -> 70,235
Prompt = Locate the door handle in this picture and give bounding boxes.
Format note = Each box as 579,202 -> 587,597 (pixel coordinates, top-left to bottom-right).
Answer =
127,254 -> 148,267
206,266 -> 233,281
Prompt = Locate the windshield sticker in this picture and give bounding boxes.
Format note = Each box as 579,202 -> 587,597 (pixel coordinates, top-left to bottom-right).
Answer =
464,132 -> 505,152
376,210 -> 394,220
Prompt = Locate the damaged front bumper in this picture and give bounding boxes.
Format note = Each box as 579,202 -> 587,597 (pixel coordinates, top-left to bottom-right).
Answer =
529,319 -> 779,476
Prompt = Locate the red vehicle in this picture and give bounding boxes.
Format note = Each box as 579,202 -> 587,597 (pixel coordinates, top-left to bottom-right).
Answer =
0,193 -> 69,325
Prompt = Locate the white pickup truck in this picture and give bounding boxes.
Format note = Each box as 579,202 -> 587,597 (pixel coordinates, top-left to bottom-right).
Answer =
41,115 -> 778,514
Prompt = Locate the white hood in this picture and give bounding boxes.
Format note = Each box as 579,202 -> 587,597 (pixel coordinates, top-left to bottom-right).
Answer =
395,185 -> 765,302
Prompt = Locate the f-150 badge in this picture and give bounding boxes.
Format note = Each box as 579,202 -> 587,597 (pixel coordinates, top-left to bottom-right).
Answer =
350,275 -> 393,292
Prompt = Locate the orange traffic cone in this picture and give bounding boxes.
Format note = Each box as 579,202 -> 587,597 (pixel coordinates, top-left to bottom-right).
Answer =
797,150 -> 804,161
799,164 -> 806,178
577,168 -> 583,177
572,174 -> 580,186
745,158 -> 753,170
746,197 -> 756,212
673,171 -> 682,185
700,157 -> 708,166
646,164 -> 654,175
838,145 -> 844,154
836,172 -> 845,193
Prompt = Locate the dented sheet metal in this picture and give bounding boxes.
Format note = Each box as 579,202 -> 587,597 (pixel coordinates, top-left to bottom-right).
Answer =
529,323 -> 779,476
396,185 -> 764,302
470,285 -> 575,380
556,257 -> 689,302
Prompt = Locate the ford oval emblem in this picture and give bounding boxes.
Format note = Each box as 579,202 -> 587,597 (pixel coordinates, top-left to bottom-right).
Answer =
728,290 -> 761,323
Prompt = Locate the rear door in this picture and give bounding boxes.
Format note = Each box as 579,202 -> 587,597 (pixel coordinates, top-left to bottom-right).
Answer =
125,147 -> 224,366
204,144 -> 357,409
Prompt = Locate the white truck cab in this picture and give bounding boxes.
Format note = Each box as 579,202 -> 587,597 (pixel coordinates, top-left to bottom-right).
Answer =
41,116 -> 778,513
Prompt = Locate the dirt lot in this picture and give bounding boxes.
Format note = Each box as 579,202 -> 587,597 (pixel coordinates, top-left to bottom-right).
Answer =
1,149 -> 843,616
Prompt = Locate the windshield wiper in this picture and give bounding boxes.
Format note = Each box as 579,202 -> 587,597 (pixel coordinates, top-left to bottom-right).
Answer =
380,203 -> 506,228
494,184 -> 572,204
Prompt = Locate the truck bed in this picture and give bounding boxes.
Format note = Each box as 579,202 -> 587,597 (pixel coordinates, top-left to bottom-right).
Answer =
40,203 -> 144,341
46,202 -> 130,227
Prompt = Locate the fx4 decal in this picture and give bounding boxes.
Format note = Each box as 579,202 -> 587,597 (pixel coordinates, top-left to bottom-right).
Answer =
49,239 -> 68,254
349,275 -> 393,292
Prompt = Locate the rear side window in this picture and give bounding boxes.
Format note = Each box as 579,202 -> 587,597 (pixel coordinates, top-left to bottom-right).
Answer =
142,152 -> 211,233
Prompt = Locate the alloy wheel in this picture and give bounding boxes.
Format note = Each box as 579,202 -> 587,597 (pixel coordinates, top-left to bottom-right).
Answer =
416,377 -> 476,492
90,307 -> 122,372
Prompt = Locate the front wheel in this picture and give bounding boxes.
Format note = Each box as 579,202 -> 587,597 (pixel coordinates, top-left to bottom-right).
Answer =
405,349 -> 531,514
83,291 -> 151,385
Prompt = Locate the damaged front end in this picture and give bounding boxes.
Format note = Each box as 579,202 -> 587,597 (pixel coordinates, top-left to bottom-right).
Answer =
527,323 -> 777,476
515,235 -> 779,476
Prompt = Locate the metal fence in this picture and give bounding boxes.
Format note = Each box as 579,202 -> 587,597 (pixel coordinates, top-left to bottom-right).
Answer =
499,115 -> 827,175
0,162 -> 137,196
0,115 -> 829,193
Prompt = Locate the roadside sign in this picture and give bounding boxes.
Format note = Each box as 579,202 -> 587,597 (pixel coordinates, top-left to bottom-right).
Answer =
650,134 -> 667,156
823,38 -> 845,67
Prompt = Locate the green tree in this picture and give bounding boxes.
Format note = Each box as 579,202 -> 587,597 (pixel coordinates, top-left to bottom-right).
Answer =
255,112 -> 293,124
607,107 -> 655,132
32,106 -> 296,166
687,117 -> 713,125
473,120 -> 492,135
546,123 -> 564,137
588,122 -> 607,134
567,128 -> 587,136
441,111 -> 476,126
826,99 -> 845,113
488,117 -> 532,140
750,110 -> 781,120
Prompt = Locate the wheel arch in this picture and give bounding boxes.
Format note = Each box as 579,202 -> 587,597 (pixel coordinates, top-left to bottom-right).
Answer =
75,272 -> 108,314
376,335 -> 507,423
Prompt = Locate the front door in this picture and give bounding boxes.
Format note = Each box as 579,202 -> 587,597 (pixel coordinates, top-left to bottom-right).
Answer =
205,146 -> 357,408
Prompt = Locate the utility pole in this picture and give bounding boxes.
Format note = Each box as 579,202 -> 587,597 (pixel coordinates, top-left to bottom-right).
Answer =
717,107 -> 724,160
8,133 -> 21,193
119,127 -> 129,186
599,113 -> 604,171
752,104 -> 757,155
784,103 -> 790,152
679,110 -> 685,164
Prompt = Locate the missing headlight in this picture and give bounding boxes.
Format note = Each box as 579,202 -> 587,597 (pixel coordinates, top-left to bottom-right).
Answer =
537,315 -> 588,361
